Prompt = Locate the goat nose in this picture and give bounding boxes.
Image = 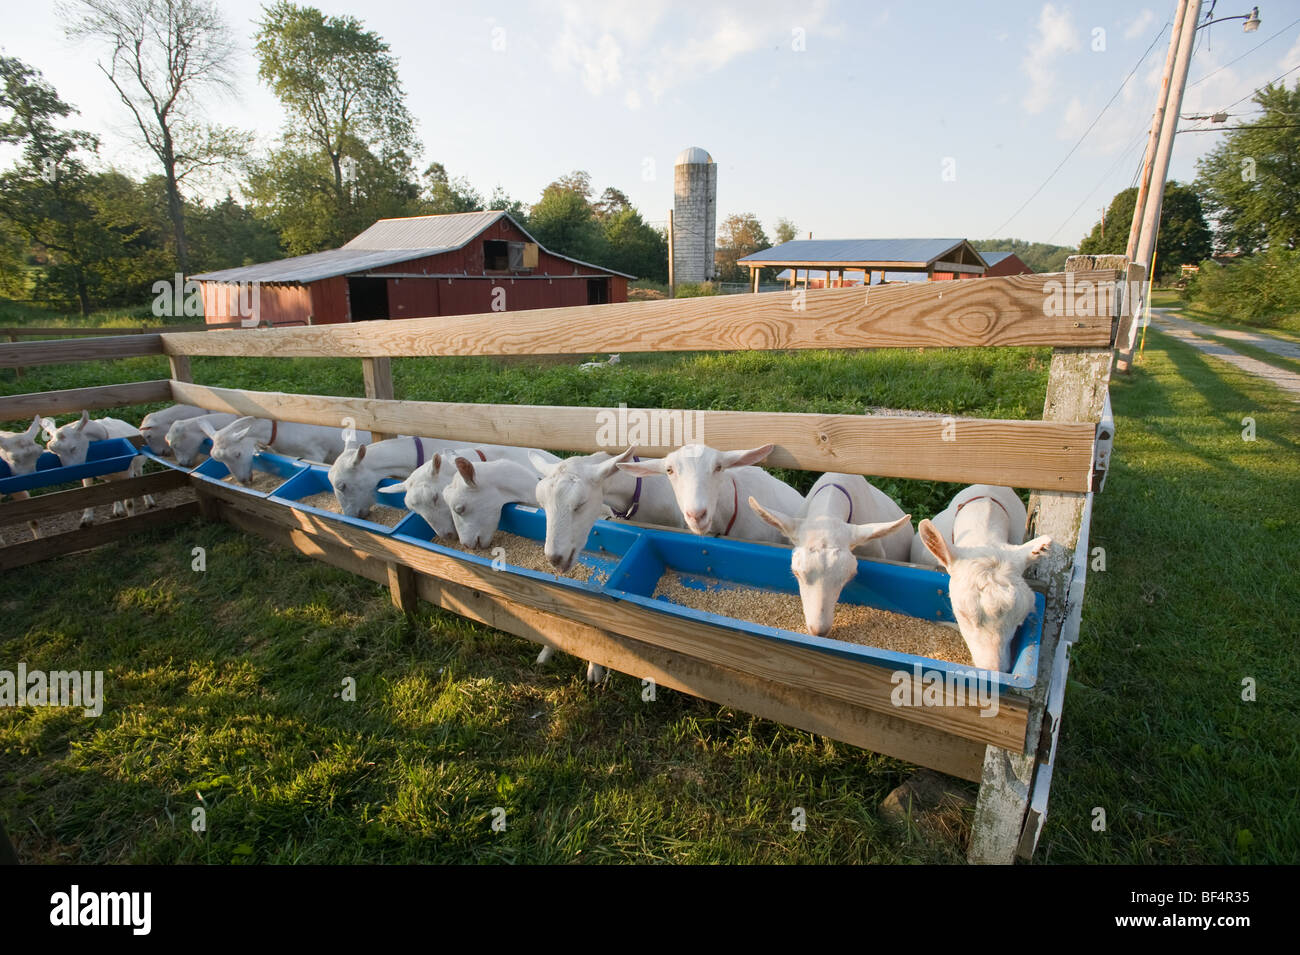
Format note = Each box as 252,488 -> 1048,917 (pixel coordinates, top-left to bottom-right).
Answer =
547,551 -> 565,567
686,509 -> 707,524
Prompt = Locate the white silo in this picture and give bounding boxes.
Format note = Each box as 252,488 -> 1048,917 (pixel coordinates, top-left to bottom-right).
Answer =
673,146 -> 717,283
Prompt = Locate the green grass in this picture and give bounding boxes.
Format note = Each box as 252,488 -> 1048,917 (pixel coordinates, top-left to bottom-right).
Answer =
2,315 -> 1296,863
1040,332 -> 1299,863
1155,295 -> 1300,340
1189,333 -> 1300,377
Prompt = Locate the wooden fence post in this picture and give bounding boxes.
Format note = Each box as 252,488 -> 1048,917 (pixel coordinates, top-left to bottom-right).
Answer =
362,357 -> 395,443
968,253 -> 1130,864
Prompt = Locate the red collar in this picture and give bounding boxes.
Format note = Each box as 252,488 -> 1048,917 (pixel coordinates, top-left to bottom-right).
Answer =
722,477 -> 739,536
956,494 -> 1010,520
268,420 -> 277,445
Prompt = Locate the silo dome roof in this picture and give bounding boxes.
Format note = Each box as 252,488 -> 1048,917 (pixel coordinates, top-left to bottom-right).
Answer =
675,146 -> 713,165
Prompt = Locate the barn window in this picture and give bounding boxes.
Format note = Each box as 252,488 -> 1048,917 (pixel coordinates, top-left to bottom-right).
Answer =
483,240 -> 509,270
508,242 -> 537,270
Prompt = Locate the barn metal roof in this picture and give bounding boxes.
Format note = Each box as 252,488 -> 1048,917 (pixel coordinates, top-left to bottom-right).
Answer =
193,210 -> 634,283
191,247 -> 445,284
979,251 -> 1014,266
344,210 -> 508,251
738,238 -> 985,267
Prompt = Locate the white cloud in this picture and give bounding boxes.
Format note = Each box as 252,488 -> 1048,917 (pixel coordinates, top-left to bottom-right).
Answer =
548,0 -> 835,106
1022,4 -> 1081,114
1124,9 -> 1157,41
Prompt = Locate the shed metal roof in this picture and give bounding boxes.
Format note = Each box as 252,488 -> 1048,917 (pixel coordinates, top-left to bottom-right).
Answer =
738,238 -> 984,267
979,251 -> 1014,266
194,210 -> 635,283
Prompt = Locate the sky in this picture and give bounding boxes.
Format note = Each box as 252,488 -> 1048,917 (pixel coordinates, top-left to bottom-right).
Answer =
4,0 -> 1299,248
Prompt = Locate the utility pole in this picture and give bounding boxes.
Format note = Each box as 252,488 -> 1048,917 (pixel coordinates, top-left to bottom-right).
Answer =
667,208 -> 675,299
1119,0 -> 1202,372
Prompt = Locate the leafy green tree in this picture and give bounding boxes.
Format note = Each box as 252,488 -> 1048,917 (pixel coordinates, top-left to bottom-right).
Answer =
1077,182 -> 1210,279
189,193 -> 284,271
1195,81 -> 1300,253
422,162 -> 483,214
600,207 -> 666,282
526,170 -> 607,264
0,56 -> 110,313
253,2 -> 421,251
64,0 -> 243,273
773,217 -> 798,244
488,185 -> 529,222
715,213 -> 769,283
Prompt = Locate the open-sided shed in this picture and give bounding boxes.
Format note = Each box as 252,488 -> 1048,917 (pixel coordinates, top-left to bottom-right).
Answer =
739,238 -> 988,291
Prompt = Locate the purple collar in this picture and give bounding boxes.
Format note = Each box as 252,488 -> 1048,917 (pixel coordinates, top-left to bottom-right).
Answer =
414,437 -> 424,468
611,456 -> 642,519
810,482 -> 853,522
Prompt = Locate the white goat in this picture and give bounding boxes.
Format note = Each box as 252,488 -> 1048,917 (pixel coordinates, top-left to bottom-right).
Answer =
530,447 -> 684,572
328,436 -> 447,518
748,473 -> 913,637
911,484 -> 1052,672
41,410 -> 152,526
165,412 -> 240,467
443,455 -> 556,550
138,404 -> 206,455
378,444 -> 559,538
203,416 -> 367,483
579,354 -> 621,371
617,443 -> 805,543
0,416 -> 48,538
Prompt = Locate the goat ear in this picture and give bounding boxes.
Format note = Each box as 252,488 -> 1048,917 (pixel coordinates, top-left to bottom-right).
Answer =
595,447 -> 636,481
617,455 -> 666,478
749,496 -> 799,542
454,456 -> 476,486
39,417 -> 58,440
376,479 -> 407,494
26,416 -> 42,439
355,443 -> 366,462
74,409 -> 90,432
528,451 -> 559,478
919,519 -> 955,570
198,419 -> 219,439
720,444 -> 775,469
851,514 -> 911,549
1010,535 -> 1053,566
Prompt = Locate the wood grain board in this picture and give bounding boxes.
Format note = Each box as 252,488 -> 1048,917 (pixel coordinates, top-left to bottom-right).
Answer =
159,270 -> 1121,358
170,381 -> 1098,491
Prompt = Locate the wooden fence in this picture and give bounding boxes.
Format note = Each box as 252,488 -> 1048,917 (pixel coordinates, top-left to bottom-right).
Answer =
0,255 -> 1140,863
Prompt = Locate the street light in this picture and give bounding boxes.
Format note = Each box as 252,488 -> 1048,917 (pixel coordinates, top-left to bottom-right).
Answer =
1199,3 -> 1261,31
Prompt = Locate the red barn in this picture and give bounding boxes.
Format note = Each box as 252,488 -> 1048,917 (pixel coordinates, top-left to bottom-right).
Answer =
193,211 -> 632,327
978,251 -> 1035,277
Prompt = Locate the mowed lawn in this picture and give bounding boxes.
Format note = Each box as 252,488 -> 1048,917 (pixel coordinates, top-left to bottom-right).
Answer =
1,334 -> 1295,863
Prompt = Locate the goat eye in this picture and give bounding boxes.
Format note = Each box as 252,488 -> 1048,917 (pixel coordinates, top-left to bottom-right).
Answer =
666,466 -> 674,475
713,464 -> 722,472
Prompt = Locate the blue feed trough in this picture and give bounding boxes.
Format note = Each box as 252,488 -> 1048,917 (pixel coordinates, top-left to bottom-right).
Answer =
154,454 -> 1045,688
192,451 -> 307,496
0,437 -> 140,495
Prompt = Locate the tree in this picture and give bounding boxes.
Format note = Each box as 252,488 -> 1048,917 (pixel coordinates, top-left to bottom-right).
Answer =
422,162 -> 483,214
600,206 -> 667,282
1077,183 -> 1210,279
254,2 -> 422,251
715,213 -> 769,282
1195,81 -> 1300,253
773,217 -> 798,244
526,170 -> 606,264
64,0 -> 243,273
972,238 -> 1073,273
0,56 -> 109,313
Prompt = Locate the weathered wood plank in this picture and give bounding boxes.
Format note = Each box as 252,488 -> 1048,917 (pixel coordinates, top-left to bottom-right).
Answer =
0,322 -> 241,338
170,381 -> 1098,491
196,479 -> 1031,750
159,271 -> 1121,359
0,334 -> 165,369
362,357 -> 394,442
0,470 -> 188,524
0,501 -> 199,571
0,380 -> 174,422
213,494 -> 989,780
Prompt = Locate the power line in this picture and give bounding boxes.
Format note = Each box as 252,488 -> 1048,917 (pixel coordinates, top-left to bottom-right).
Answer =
990,19 -> 1171,236
1180,122 -> 1300,131
1186,17 -> 1300,88
1218,62 -> 1300,111
1047,127 -> 1150,243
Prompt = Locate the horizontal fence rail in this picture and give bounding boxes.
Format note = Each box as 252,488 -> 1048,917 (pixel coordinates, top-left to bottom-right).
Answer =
0,334 -> 164,369
0,380 -> 174,422
159,270 -> 1122,359
171,381 -> 1097,491
0,321 -> 244,339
